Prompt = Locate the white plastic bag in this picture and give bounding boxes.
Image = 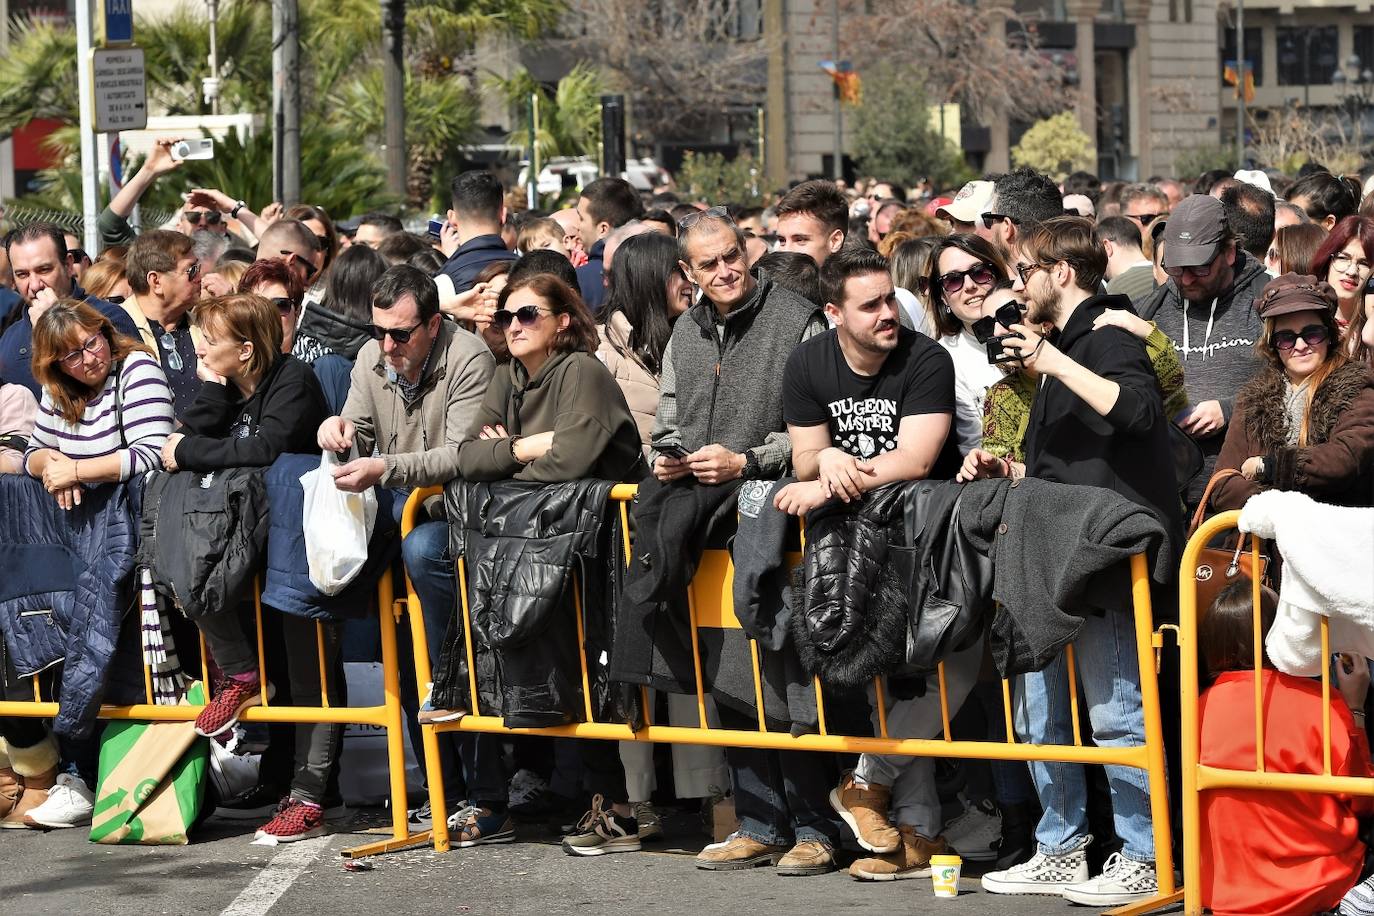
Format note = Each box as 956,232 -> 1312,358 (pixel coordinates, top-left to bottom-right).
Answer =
301,450 -> 377,595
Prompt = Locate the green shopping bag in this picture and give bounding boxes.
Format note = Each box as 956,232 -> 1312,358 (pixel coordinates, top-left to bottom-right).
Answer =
89,681 -> 209,845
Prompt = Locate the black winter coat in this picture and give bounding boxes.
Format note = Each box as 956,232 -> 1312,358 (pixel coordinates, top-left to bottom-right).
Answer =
137,467 -> 269,620
431,478 -> 625,728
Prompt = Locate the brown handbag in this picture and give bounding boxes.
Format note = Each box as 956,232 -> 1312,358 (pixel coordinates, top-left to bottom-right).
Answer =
1187,469 -> 1271,613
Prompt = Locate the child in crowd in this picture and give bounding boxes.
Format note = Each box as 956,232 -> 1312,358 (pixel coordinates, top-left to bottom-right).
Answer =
1199,580 -> 1374,916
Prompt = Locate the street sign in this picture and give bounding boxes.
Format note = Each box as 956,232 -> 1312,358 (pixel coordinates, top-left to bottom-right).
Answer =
102,0 -> 133,45
92,47 -> 147,132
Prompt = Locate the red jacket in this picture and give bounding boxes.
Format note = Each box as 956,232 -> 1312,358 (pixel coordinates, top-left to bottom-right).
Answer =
1200,669 -> 1373,916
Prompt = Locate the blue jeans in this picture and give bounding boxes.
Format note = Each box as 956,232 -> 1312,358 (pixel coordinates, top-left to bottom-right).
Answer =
1013,608 -> 1155,863
715,703 -> 841,846
401,519 -> 507,810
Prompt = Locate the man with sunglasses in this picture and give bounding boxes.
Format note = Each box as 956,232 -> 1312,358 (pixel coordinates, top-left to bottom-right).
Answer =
256,220 -> 323,290
0,223 -> 139,398
123,229 -> 207,419
961,216 -> 1180,908
983,167 -> 1065,265
1137,193 -> 1269,508
1119,183 -> 1170,234
317,266 -> 498,831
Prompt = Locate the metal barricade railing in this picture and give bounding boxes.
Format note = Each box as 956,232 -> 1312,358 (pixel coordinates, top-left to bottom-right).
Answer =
402,484 -> 1179,913
0,570 -> 424,859
1179,510 -> 1374,915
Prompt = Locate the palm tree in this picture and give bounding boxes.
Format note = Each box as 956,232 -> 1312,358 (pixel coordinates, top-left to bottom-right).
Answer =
490,63 -> 606,163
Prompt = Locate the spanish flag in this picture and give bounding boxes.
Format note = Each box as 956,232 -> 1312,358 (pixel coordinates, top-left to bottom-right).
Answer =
1224,61 -> 1255,103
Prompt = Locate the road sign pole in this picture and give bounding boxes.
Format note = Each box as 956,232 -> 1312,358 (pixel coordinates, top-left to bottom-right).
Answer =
76,0 -> 99,253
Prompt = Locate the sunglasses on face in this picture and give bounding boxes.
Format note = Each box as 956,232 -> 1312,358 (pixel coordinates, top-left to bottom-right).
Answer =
1272,324 -> 1329,351
59,332 -> 104,369
1130,212 -> 1165,226
280,251 -> 317,282
492,305 -> 551,330
980,212 -> 1018,227
971,301 -> 1028,343
270,297 -> 298,315
185,261 -> 201,281
106,294 -> 126,304
368,322 -> 424,344
937,263 -> 996,295
183,210 -> 223,226
1164,258 -> 1219,280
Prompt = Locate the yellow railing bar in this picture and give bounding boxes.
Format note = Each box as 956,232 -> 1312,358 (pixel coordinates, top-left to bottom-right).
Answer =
874,676 -> 889,739
316,620 -> 330,709
254,576 -> 269,707
1066,643 -> 1082,747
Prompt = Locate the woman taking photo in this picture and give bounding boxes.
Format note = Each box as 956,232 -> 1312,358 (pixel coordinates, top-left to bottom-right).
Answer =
158,293 -> 332,844
924,235 -> 1011,454
1211,274 -> 1374,511
1310,215 -> 1374,356
595,232 -> 692,450
457,273 -> 643,855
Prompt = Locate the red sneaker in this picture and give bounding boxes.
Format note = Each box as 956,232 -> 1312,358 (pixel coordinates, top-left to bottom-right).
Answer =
195,676 -> 271,738
255,797 -> 325,843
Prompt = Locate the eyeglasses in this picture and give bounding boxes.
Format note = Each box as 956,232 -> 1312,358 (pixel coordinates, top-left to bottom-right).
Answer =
937,263 -> 996,295
1128,212 -> 1165,226
980,212 -> 1019,227
280,251 -> 318,282
1272,324 -> 1330,351
1016,262 -> 1050,285
492,305 -> 551,330
182,210 -> 223,227
368,322 -> 425,344
59,332 -> 104,368
971,301 -> 1028,343
677,205 -> 732,231
1330,252 -> 1372,274
159,330 -> 184,372
1164,257 -> 1220,280
270,297 -> 298,315
185,261 -> 201,281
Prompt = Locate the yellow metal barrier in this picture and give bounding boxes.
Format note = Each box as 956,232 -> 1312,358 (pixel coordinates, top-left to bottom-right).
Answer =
403,484 -> 1180,913
0,570 -> 424,859
1178,511 -> 1374,915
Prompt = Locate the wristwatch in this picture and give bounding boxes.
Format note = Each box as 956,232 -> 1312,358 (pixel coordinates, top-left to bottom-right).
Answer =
740,450 -> 761,480
229,200 -> 246,219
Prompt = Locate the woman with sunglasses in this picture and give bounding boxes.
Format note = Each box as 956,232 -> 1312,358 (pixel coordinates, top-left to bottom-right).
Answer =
595,232 -> 692,451
1309,215 -> 1374,357
924,235 -> 1013,453
237,259 -> 305,355
1211,274 -> 1374,512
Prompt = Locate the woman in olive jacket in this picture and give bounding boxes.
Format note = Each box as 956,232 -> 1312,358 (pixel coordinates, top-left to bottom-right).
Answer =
457,273 -> 643,483
1211,274 -> 1374,511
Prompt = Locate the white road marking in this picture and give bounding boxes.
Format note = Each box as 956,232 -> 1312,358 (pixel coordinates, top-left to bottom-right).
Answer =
218,836 -> 331,916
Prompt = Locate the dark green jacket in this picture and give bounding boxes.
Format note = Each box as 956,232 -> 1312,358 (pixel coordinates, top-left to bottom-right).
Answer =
457,350 -> 644,483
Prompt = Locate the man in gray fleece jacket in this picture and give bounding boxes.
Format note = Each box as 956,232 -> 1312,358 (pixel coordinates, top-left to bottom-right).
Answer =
316,265 -> 506,839
1137,195 -> 1269,506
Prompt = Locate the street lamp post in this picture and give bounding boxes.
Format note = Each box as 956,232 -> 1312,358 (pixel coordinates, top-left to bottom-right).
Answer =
1333,53 -> 1374,156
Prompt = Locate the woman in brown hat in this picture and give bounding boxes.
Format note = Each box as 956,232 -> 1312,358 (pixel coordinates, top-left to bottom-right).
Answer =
1210,273 -> 1374,510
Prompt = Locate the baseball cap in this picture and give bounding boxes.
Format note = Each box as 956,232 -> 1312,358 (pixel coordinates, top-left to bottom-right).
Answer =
1161,195 -> 1228,269
1255,273 -> 1338,320
937,181 -> 995,224
1233,169 -> 1274,196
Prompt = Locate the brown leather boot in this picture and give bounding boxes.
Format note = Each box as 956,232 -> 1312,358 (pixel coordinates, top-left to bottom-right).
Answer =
0,767 -> 20,819
0,767 -> 56,829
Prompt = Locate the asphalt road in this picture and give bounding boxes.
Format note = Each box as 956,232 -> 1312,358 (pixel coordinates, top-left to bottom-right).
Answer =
0,807 -> 1184,916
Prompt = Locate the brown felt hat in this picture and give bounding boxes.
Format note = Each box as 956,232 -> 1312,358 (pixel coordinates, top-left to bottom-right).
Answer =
1256,273 -> 1339,320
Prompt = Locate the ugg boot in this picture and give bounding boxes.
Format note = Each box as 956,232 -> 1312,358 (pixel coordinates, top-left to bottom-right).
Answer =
1,735 -> 60,830
0,768 -> 20,819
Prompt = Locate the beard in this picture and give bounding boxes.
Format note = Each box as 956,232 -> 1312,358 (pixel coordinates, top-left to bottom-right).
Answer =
852,320 -> 900,355
1026,284 -> 1061,326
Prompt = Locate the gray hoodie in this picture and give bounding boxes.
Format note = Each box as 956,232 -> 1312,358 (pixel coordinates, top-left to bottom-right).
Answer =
1137,249 -> 1270,502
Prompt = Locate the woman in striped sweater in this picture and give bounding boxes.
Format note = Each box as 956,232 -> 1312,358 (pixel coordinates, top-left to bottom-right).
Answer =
24,300 -> 173,508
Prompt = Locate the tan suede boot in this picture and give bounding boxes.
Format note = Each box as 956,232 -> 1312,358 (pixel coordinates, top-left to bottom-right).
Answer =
0,767 -> 20,819
1,766 -> 56,829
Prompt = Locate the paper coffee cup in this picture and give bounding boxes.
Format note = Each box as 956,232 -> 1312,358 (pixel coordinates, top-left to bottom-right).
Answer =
930,854 -> 962,897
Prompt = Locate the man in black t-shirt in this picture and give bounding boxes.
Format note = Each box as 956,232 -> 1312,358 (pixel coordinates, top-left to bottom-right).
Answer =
776,248 -> 983,883
775,247 -> 959,516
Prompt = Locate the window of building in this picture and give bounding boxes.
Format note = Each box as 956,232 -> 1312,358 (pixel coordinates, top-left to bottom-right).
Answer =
1277,26 -> 1339,86
1355,26 -> 1374,73
1220,26 -> 1264,87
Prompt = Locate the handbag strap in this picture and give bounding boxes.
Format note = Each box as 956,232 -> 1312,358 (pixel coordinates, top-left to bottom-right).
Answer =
1188,468 -> 1244,537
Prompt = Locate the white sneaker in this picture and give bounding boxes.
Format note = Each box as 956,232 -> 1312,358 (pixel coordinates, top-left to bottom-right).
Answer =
208,742 -> 260,801
981,834 -> 1091,895
23,773 -> 95,829
942,797 -> 1002,862
508,768 -> 548,809
1061,852 -> 1158,906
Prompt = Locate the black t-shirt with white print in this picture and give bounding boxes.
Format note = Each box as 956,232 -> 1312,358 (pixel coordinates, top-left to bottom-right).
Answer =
782,327 -> 961,479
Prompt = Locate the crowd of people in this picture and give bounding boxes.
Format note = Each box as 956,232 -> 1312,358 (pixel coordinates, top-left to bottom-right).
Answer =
0,141 -> 1372,913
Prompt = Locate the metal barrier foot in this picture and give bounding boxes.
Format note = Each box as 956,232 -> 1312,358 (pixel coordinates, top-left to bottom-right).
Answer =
341,830 -> 436,859
1104,888 -> 1185,916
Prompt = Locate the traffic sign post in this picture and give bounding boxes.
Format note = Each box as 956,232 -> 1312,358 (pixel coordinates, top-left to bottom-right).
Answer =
92,48 -> 147,132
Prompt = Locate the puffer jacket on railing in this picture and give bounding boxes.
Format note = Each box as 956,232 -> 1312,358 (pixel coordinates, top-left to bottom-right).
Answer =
432,478 -> 624,728
0,474 -> 139,737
